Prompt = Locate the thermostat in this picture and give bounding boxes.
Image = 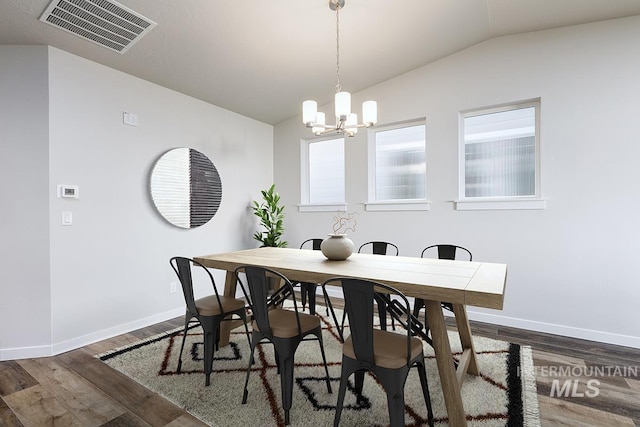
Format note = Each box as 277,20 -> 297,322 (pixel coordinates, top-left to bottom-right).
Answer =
57,185 -> 79,199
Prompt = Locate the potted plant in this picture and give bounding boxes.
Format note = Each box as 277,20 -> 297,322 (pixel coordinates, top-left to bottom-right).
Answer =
252,184 -> 287,247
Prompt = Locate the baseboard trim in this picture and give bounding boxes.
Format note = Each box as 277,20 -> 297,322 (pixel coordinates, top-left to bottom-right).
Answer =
466,310 -> 640,349
320,288 -> 640,349
0,307 -> 185,361
0,345 -> 52,361
7,300 -> 635,361
51,307 -> 186,356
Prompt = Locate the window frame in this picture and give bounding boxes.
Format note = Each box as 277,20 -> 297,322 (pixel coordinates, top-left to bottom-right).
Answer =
365,119 -> 430,212
456,99 -> 545,211
299,136 -> 347,213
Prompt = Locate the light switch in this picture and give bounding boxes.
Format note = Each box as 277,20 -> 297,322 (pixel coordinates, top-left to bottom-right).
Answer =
62,212 -> 73,226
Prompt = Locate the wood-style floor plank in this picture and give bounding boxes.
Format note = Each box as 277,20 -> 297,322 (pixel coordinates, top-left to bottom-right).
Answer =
538,394 -> 635,426
164,413 -> 209,427
626,376 -> 640,392
17,358 -> 125,426
0,361 -> 39,396
55,349 -> 185,426
98,412 -> 152,427
3,384 -> 85,427
128,320 -> 183,340
82,333 -> 148,357
0,396 -> 24,427
1,301 -> 638,426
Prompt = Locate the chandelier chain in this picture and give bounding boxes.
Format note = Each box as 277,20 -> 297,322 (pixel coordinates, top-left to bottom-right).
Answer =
335,3 -> 341,93
301,0 -> 377,136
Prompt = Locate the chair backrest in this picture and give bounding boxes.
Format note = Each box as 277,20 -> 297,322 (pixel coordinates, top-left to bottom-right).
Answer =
324,277 -> 412,366
170,256 -> 223,317
235,265 -> 301,336
421,244 -> 472,261
358,241 -> 399,256
300,238 -> 323,251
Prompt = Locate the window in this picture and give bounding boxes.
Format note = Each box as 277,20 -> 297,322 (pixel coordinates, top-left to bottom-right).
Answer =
300,137 -> 345,211
458,100 -> 544,210
366,121 -> 428,211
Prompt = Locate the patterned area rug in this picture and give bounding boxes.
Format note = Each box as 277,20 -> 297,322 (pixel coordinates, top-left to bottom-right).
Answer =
98,307 -> 539,426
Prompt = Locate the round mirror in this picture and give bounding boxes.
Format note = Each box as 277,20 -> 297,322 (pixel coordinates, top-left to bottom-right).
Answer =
150,148 -> 222,228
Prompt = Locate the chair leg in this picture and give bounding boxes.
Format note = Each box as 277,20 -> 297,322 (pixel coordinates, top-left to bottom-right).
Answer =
386,387 -> 406,427
375,366 -> 410,427
333,370 -> 349,427
176,317 -> 190,373
278,354 -> 295,425
275,349 -> 281,374
354,371 -> 365,403
300,284 -> 308,310
417,362 -> 435,427
300,283 -> 318,314
242,316 -> 252,357
340,309 -> 348,331
203,329 -> 215,386
242,338 -> 257,404
413,297 -> 425,318
215,324 -> 221,351
317,334 -> 332,393
323,291 -> 330,316
307,283 -> 317,315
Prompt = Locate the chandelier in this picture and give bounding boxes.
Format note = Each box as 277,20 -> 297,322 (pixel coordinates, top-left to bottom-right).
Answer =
302,0 -> 377,137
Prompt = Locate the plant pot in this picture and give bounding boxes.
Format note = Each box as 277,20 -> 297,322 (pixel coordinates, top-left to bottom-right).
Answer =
320,234 -> 354,260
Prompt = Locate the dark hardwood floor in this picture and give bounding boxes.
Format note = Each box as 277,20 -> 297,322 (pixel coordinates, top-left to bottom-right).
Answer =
1,299 -> 638,426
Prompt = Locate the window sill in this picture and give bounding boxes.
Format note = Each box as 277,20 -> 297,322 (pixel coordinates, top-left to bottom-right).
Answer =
298,203 -> 348,213
455,198 -> 546,211
365,200 -> 431,212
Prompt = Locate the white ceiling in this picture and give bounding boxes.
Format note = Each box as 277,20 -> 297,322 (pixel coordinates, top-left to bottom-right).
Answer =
2,0 -> 640,125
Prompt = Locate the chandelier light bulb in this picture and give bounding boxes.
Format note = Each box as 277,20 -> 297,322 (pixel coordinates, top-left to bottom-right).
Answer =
335,91 -> 351,119
362,100 -> 377,126
312,112 -> 326,135
345,113 -> 358,136
302,100 -> 318,125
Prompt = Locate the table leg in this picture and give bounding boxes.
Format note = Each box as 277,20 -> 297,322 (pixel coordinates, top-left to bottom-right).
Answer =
217,270 -> 238,347
452,304 -> 479,376
424,300 -> 467,427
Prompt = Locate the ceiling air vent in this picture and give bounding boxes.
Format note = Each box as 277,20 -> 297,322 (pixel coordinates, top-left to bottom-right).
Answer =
39,0 -> 157,54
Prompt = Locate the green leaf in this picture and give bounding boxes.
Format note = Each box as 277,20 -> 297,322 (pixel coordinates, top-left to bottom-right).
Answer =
251,184 -> 287,247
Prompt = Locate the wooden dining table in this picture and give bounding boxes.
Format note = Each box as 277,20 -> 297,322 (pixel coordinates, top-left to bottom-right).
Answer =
194,247 -> 507,427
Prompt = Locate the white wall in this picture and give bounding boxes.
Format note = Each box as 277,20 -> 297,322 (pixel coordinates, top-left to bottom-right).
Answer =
274,17 -> 640,348
0,46 -> 52,357
0,46 -> 273,359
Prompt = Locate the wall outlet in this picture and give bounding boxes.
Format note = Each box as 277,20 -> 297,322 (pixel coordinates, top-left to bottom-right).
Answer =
169,282 -> 177,293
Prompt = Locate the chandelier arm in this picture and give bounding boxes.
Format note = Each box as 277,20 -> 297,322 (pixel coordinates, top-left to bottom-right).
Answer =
305,123 -> 336,130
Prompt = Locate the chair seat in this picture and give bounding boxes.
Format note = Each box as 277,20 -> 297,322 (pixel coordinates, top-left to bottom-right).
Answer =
252,308 -> 320,338
343,329 -> 424,369
195,295 -> 245,316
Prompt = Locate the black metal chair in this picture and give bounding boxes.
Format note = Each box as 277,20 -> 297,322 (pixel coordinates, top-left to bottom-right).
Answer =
413,244 -> 473,323
358,241 -> 400,329
295,238 -> 323,314
322,277 -> 434,427
357,241 -> 399,256
169,257 -> 251,386
235,265 -> 332,425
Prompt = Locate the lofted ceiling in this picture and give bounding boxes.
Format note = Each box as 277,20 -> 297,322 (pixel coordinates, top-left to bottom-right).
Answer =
2,0 -> 640,125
